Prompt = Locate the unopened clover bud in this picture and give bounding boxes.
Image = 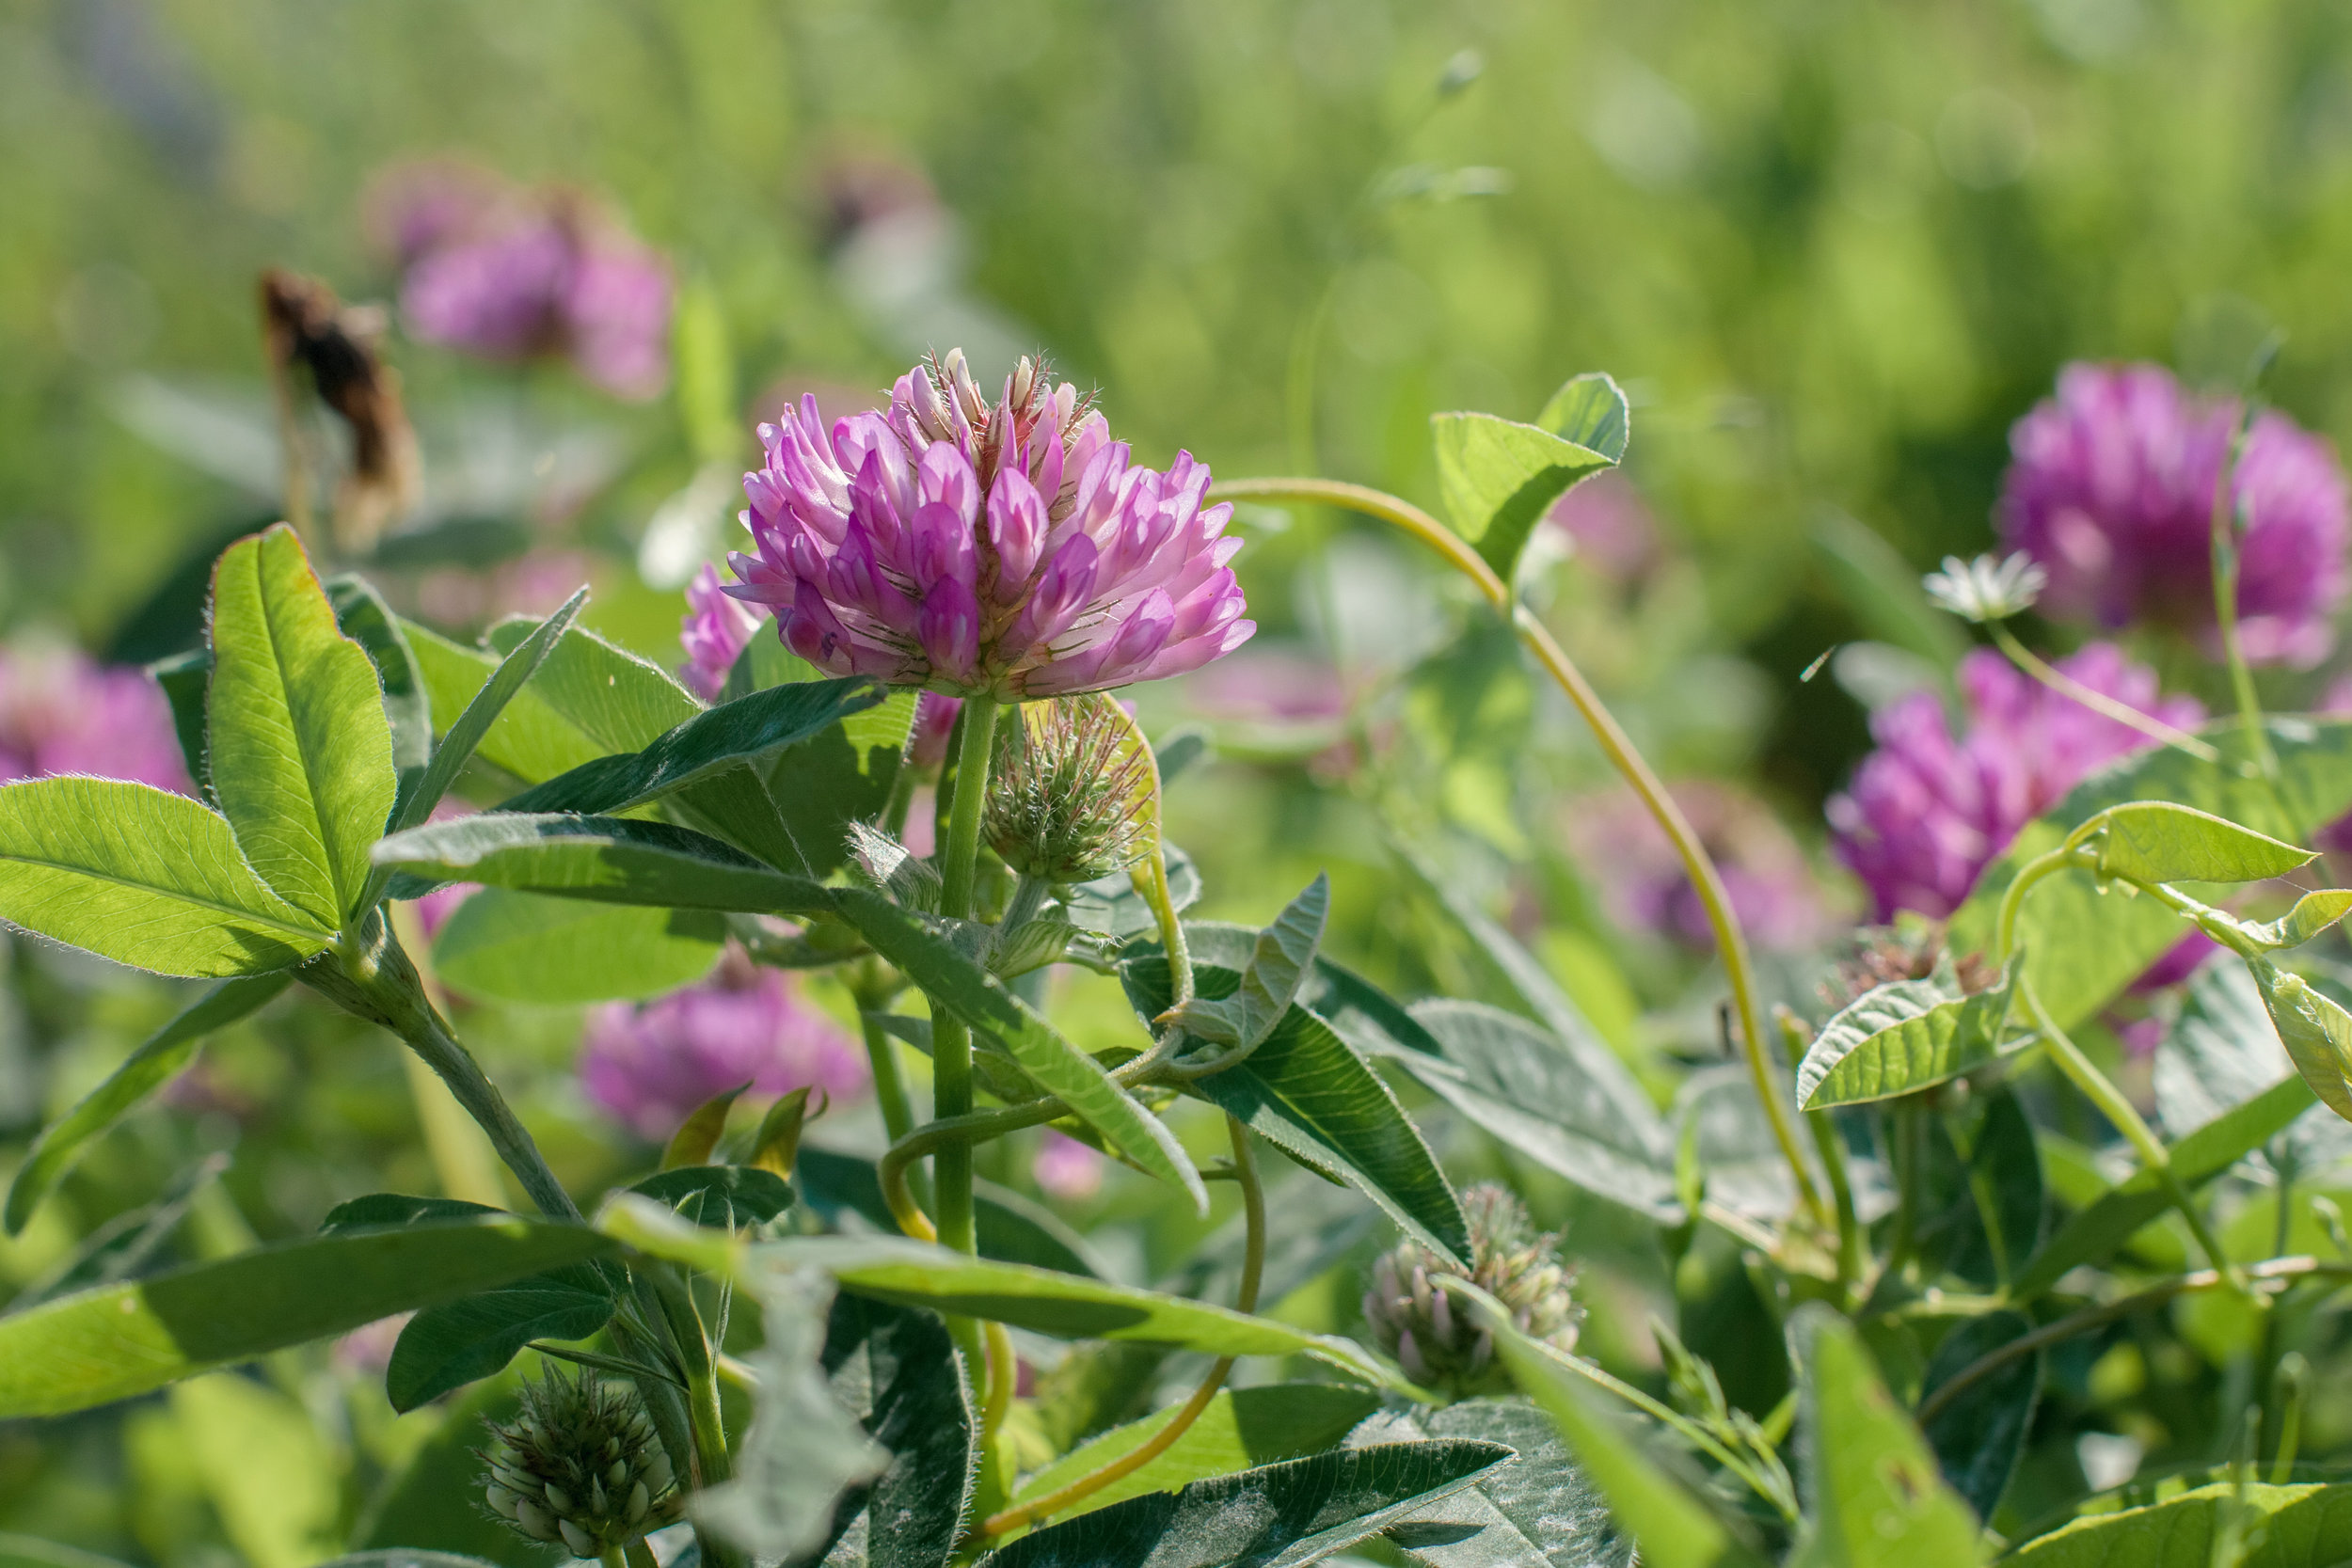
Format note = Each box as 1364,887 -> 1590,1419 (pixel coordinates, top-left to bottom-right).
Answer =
985,694 -> 1154,884
479,1369 -> 684,1557
1922,550 -> 2047,624
1362,1183 -> 1581,1402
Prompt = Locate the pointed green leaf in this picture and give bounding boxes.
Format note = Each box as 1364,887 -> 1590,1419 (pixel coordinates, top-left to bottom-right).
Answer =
387,1273 -> 614,1413
5,973 -> 289,1234
598,1199 -> 1402,1386
1432,412 -> 1618,580
1950,720 -> 2352,1033
1536,372 -> 1630,462
432,891 -> 725,1005
2083,801 -> 2313,886
2007,1481 -> 2352,1568
1794,1307 -> 1980,1568
0,777 -> 330,974
497,676 -> 883,818
1120,950 -> 1468,1262
373,813 -> 833,913
1396,1001 -> 1677,1221
400,615 -> 695,787
0,1215 -> 616,1417
2243,890 -> 2352,952
206,525 -> 398,923
1797,959 -> 2020,1109
1920,1310 -> 2042,1524
1483,1310 -> 1765,1568
627,1164 -> 793,1227
1008,1384 -> 1382,1529
662,1083 -> 749,1168
981,1442 -> 1515,1568
802,1294 -> 977,1568
726,639 -> 919,877
834,886 -> 1207,1212
1169,873 -> 1329,1050
1368,1398 -> 1632,1568
2248,958 -> 2352,1124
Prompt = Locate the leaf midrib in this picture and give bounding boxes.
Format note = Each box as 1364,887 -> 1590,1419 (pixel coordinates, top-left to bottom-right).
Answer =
0,848 -> 329,942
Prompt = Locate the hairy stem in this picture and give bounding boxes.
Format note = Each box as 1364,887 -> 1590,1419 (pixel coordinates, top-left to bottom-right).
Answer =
1988,621 -> 2220,765
934,700 -> 1004,1263
1210,476 -> 1825,1227
2207,404 -> 2279,778
982,1115 -> 1265,1538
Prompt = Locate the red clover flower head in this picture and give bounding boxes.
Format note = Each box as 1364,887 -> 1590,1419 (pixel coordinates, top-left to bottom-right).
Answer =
578,953 -> 866,1142
1828,644 -> 2204,921
726,349 -> 1255,699
1998,362 -> 2349,666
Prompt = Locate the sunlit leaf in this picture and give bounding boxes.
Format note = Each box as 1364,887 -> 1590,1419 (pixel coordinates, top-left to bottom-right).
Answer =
2007,1481 -> 2352,1568
2248,958 -> 2352,1124
1793,1307 -> 1980,1568
2081,801 -> 2313,887
0,1216 -> 616,1417
978,1442 -> 1514,1568
0,777 -> 330,975
1432,411 -> 1619,581
1535,372 -> 1630,462
1168,873 -> 1329,1051
206,525 -> 398,924
1796,958 -> 2020,1109
326,574 -> 432,803
2240,890 -> 2352,952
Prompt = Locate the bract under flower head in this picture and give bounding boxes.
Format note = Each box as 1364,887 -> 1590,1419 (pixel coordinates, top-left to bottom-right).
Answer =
1828,643 -> 2205,921
1998,362 -> 2349,666
727,349 -> 1255,699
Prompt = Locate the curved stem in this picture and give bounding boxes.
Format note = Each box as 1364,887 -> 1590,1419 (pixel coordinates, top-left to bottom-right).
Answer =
982,1319 -> 1018,1442
2208,404 -> 2279,778
1994,843 -> 2092,966
882,1101 -> 1073,1242
981,1115 -> 1265,1538
2020,979 -> 2240,1288
1987,621 -> 2222,764
1918,1255 -> 2329,1425
1212,477 -> 1824,1226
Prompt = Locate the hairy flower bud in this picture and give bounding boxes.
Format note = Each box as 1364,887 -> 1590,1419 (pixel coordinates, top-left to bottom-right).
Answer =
1362,1184 -> 1580,1401
984,694 -> 1154,883
481,1370 -> 683,1556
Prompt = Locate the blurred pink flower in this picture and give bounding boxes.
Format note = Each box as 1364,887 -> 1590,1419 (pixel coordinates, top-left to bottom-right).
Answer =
1829,644 -> 2205,921
908,692 -> 963,768
372,160 -> 673,402
1566,781 -> 1830,954
1544,471 -> 1659,581
729,350 -> 1252,698
332,1312 -> 414,1376
1032,1131 -> 1104,1200
1999,363 -> 2349,667
1182,647 -> 1349,724
0,641 -> 189,794
579,952 -> 866,1142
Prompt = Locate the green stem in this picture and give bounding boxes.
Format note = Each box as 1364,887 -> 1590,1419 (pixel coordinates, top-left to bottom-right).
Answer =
625,1541 -> 660,1568
2270,1352 -> 2309,1482
2208,404 -> 2278,779
1209,476 -> 1825,1228
1987,620 -> 2221,765
1002,873 -> 1051,934
2021,980 -> 2240,1287
1993,843 -> 2093,966
933,701 -> 1004,1261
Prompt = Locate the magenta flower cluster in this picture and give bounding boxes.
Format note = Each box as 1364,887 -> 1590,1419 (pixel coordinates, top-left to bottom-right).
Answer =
369,160 -> 673,402
0,643 -> 188,795
678,563 -> 765,700
727,351 -> 1254,699
1998,362 -> 2349,667
579,954 -> 866,1142
1829,644 -> 2205,921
